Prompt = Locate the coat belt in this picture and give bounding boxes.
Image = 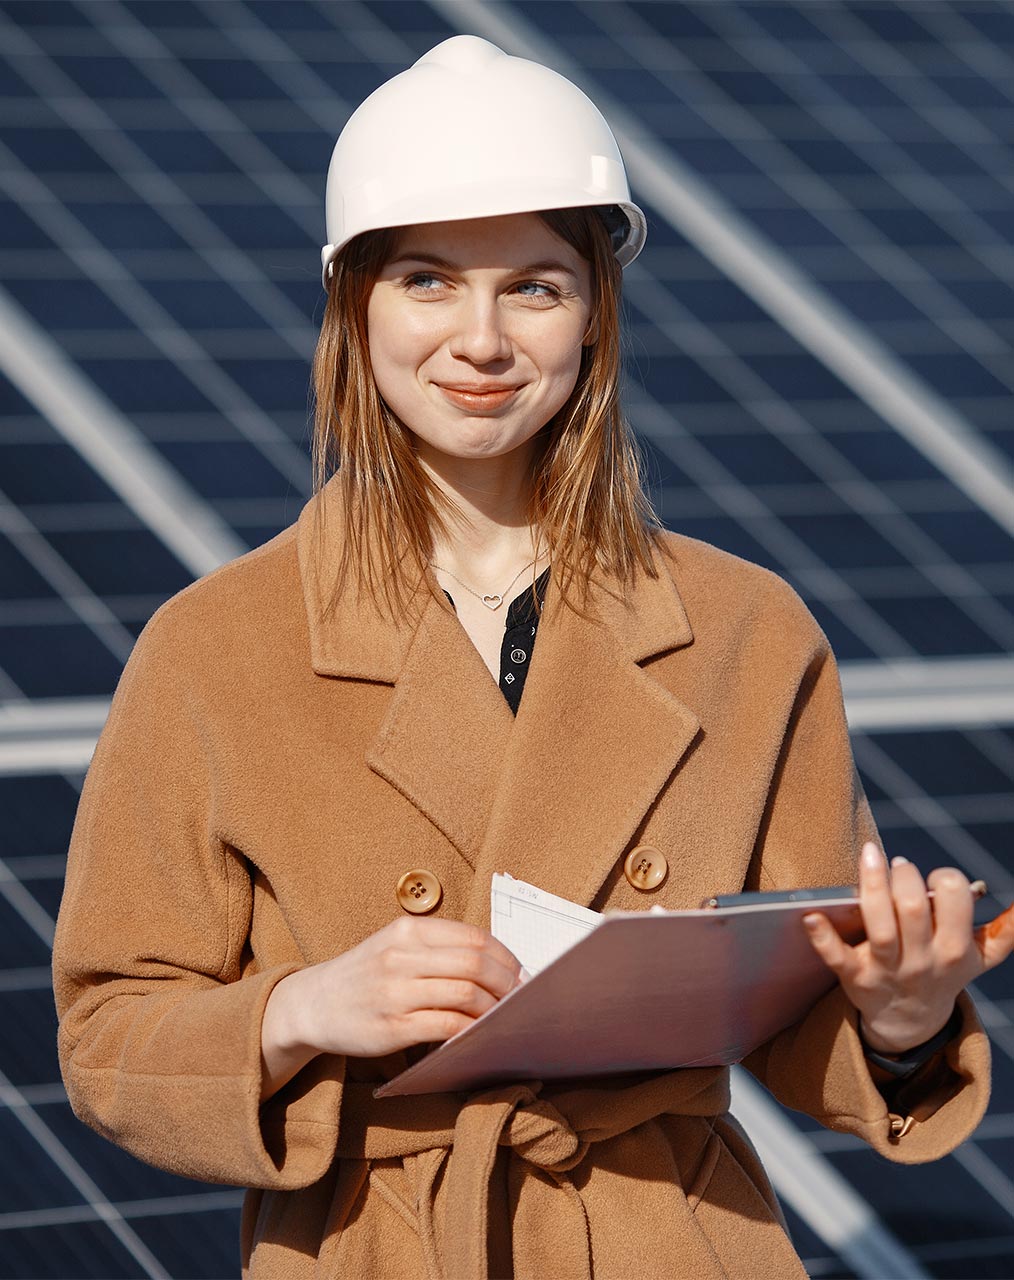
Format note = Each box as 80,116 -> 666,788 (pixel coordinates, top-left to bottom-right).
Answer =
326,1068 -> 732,1279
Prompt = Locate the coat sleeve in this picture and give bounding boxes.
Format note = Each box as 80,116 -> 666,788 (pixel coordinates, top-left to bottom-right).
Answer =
52,598 -> 344,1189
739,589 -> 991,1163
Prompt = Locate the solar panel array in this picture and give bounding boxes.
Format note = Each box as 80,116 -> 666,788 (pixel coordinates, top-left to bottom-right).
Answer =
0,2 -> 1011,1277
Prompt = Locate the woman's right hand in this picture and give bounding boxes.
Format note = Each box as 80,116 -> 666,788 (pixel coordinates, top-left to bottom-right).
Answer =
259,917 -> 522,1101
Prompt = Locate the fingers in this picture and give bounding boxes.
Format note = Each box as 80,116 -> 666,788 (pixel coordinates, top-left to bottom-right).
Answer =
803,911 -> 859,981
404,944 -> 520,1000
976,903 -> 1014,971
890,856 -> 933,965
857,842 -> 900,967
387,915 -> 522,979
926,866 -> 973,969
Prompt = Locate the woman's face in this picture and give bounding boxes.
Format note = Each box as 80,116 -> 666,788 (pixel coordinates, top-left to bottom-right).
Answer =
366,212 -> 594,467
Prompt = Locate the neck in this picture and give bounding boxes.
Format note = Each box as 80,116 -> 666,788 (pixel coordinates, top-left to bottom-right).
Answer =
419,442 -> 546,582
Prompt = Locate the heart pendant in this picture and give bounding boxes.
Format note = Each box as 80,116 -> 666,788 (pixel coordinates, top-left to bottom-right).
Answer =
481,594 -> 503,610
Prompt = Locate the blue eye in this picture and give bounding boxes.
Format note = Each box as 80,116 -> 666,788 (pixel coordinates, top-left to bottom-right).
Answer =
516,281 -> 557,297
406,272 -> 441,291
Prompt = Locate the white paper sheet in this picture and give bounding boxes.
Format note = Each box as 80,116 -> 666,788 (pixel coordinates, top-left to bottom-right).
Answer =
490,872 -> 602,975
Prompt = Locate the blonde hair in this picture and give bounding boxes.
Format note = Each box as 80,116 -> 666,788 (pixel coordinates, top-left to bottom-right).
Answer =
310,207 -> 661,618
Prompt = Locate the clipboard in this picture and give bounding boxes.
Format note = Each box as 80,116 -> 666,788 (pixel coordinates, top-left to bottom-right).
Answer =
374,880 -> 864,1099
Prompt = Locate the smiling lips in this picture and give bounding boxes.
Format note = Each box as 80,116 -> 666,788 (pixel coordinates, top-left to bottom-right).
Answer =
436,383 -> 522,412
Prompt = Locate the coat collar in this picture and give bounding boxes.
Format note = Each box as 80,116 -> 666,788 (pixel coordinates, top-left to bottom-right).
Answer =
296,477 -> 701,913
296,475 -> 694,679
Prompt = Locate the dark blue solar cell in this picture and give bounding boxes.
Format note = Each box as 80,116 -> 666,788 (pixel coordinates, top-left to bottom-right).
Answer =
910,508 -> 1014,564
823,73 -> 908,110
930,73 -> 1014,111
0,197 -> 59,250
637,354 -> 737,404
747,353 -> 851,401
234,522 -> 289,550
828,430 -> 943,482
40,1100 -> 212,1204
217,357 -> 311,412
850,3 -> 933,43
306,58 -> 390,103
0,774 -> 79,858
943,278 -> 1014,321
43,528 -> 192,597
961,6 -> 1014,43
77,357 -> 216,413
639,437 -> 697,490
0,622 -> 125,697
65,200 -> 188,251
780,512 -> 911,569
979,207 -> 1014,241
0,57 -> 38,98
664,514 -> 780,571
701,433 -> 822,485
24,874 -> 65,920
0,443 -> 120,504
126,128 -> 240,175
873,727 -> 1014,797
358,0 -> 457,34
630,1 -> 719,39
705,69 -> 800,108
871,592 -> 1005,657
128,1207 -> 244,1277
744,205 -> 848,249
0,376 -> 36,416
901,139 -> 996,176
3,126 -> 115,175
0,895 -> 51,967
200,202 -> 313,251
145,278 -> 270,328
669,135 -> 768,176
593,66 -> 688,106
0,0 -> 90,24
0,535 -> 59,600
794,595 -> 877,661
0,1220 -> 143,1279
0,989 -> 61,1088
783,137 -> 879,177
656,278 -> 768,325
731,3 -> 828,41
513,0 -> 599,37
51,54 -> 166,100
4,276 -> 132,330
122,0 -> 216,23
155,440 -> 297,501
906,351 -> 1012,399
178,55 -> 292,100
258,128 -> 333,174
824,278 -> 926,324
862,206 -> 961,249
246,0 -> 340,28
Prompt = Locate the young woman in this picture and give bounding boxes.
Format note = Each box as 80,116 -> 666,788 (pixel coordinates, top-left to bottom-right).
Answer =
53,36 -> 1010,1280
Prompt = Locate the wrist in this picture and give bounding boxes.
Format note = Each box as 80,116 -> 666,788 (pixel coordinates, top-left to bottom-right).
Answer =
858,1004 -> 955,1057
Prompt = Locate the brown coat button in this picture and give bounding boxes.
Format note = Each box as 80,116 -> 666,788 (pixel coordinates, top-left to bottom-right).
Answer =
623,846 -> 668,891
396,869 -> 443,914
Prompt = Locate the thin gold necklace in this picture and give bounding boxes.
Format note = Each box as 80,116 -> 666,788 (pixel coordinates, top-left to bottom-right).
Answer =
430,555 -> 546,611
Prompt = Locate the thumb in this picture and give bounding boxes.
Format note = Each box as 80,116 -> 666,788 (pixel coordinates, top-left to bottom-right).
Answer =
975,903 -> 1014,971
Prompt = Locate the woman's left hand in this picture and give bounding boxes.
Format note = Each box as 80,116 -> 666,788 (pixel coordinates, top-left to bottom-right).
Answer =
803,840 -> 1014,1054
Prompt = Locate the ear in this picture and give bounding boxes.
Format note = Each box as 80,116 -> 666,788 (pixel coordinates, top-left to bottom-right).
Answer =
582,314 -> 599,347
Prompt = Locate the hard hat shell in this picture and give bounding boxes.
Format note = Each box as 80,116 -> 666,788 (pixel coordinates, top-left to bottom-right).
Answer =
320,35 -> 646,286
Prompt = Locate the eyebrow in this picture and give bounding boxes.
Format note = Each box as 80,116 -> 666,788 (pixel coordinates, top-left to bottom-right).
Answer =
386,251 -> 578,279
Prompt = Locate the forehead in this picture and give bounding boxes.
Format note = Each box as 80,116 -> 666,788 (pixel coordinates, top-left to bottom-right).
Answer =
386,211 -> 585,270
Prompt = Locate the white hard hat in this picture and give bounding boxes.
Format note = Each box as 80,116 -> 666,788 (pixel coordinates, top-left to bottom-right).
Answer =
320,35 -> 646,285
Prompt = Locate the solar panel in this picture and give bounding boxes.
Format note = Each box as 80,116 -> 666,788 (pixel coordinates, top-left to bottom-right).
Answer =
0,2 -> 1011,1276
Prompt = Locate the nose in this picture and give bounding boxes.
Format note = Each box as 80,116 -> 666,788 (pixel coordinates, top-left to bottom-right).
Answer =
448,292 -> 512,365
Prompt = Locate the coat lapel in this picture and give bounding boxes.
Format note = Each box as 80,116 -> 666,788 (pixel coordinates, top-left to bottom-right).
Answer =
297,481 -> 512,866
463,554 -> 701,925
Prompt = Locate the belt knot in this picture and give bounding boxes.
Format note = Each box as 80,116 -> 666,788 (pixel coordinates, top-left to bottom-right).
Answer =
497,1087 -> 589,1172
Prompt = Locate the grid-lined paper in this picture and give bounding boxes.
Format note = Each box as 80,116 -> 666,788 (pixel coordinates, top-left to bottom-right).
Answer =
490,874 -> 602,975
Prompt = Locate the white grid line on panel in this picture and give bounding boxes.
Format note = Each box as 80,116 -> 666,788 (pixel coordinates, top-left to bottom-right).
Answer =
707,8 -> 1014,377
594,2 -> 1014,376
0,287 -> 247,579
428,0 -> 1014,538
852,735 -> 1014,901
622,264 -> 1014,653
0,1189 -> 244,1233
0,1067 -> 170,1279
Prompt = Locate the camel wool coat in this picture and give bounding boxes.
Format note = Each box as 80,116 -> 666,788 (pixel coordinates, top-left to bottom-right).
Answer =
53,476 -> 990,1280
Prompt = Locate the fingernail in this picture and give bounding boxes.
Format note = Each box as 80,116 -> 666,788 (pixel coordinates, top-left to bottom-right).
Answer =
863,844 -> 882,869
802,914 -> 820,929
891,856 -> 909,868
